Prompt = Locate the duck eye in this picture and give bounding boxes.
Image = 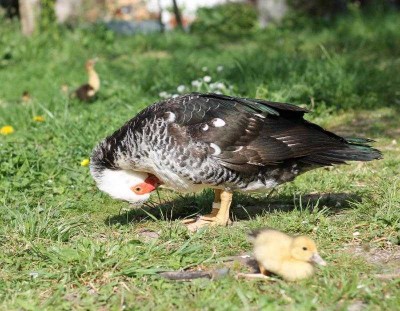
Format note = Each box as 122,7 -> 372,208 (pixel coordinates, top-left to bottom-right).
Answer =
302,247 -> 308,251
132,186 -> 142,194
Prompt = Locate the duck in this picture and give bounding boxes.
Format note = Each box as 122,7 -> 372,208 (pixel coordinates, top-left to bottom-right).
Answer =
90,93 -> 381,231
249,228 -> 326,281
21,90 -> 31,103
73,58 -> 100,102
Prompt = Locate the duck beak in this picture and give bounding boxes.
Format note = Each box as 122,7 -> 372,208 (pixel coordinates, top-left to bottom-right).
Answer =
311,253 -> 327,266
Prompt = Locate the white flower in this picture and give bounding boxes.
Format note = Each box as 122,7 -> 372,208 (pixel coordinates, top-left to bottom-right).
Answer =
177,85 -> 186,93
172,94 -> 179,98
29,272 -> 39,278
217,65 -> 224,72
203,76 -> 212,83
191,80 -> 201,87
159,91 -> 169,98
353,231 -> 360,236
202,66 -> 208,72
216,82 -> 225,90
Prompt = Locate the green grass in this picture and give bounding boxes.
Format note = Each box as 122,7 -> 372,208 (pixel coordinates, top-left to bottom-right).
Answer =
1,10 -> 400,310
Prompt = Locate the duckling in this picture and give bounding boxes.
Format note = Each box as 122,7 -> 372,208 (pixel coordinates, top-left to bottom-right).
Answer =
249,228 -> 326,281
21,90 -> 31,103
73,58 -> 100,102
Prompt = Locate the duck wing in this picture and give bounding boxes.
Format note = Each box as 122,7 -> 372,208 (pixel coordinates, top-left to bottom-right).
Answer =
160,93 -> 380,173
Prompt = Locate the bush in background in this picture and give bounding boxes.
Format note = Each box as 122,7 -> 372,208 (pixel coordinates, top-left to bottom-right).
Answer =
190,2 -> 257,39
288,0 -> 399,18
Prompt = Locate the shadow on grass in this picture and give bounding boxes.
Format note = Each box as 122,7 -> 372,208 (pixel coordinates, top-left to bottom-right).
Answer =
105,191 -> 361,226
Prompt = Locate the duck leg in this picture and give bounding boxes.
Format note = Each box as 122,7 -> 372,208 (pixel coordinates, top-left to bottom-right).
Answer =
181,189 -> 221,225
202,189 -> 222,218
258,264 -> 269,276
186,190 -> 233,232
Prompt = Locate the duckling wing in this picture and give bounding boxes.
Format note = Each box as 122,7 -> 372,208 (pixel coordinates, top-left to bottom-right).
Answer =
74,84 -> 96,102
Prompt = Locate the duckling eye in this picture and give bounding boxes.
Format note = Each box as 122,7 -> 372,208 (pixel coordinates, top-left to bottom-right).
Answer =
302,247 -> 308,251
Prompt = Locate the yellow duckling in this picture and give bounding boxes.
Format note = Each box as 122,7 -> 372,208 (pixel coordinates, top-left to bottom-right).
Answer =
249,228 -> 326,281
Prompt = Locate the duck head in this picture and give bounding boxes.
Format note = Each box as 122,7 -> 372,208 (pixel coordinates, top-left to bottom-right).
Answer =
91,168 -> 161,205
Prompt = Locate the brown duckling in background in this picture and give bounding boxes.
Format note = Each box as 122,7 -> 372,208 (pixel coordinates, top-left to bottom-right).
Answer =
249,228 -> 326,281
21,90 -> 31,103
73,58 -> 100,102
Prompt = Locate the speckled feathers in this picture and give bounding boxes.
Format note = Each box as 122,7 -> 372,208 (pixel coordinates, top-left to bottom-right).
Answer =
90,93 -> 381,192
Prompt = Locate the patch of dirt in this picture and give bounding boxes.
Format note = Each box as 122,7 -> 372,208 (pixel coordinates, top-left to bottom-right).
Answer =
221,254 -> 260,273
346,243 -> 400,279
137,229 -> 160,243
347,300 -> 367,311
350,244 -> 400,264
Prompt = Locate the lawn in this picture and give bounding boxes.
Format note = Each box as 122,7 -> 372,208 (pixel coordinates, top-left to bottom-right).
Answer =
0,10 -> 399,310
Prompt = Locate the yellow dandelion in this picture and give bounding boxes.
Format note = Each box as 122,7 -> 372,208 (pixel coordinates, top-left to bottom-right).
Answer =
33,115 -> 45,122
0,125 -> 14,135
80,158 -> 90,167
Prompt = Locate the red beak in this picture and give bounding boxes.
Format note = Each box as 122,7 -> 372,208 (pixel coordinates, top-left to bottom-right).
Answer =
130,175 -> 162,195
144,175 -> 161,191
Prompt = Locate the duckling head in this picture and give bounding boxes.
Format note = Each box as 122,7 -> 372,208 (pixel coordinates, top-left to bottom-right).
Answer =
291,236 -> 326,266
85,58 -> 98,71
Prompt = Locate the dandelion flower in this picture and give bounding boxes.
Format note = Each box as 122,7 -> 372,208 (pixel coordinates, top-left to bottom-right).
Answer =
33,115 -> 45,122
0,125 -> 14,135
203,76 -> 212,83
202,66 -> 208,72
217,65 -> 224,72
80,158 -> 90,167
177,85 -> 186,93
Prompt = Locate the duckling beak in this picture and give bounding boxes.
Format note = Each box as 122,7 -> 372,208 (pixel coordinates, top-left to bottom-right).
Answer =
311,253 -> 327,266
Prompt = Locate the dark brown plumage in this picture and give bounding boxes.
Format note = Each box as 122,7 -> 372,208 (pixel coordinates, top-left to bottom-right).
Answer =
73,59 -> 100,102
74,84 -> 96,102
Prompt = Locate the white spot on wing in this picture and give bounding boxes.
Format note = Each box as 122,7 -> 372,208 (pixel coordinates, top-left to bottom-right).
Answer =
233,146 -> 243,152
254,113 -> 265,119
212,118 -> 225,127
165,112 -> 176,123
210,143 -> 221,155
201,124 -> 209,131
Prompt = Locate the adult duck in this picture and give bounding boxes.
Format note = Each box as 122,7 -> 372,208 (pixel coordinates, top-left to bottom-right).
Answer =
90,93 -> 381,230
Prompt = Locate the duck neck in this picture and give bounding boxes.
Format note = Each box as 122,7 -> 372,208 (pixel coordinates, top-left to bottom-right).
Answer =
87,67 -> 100,91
